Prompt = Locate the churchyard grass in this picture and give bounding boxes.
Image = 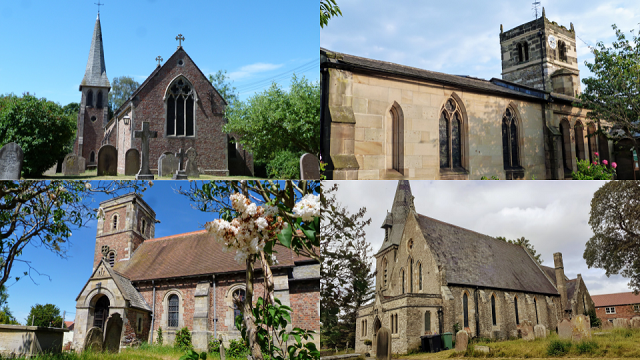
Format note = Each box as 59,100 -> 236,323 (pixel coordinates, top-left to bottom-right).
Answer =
396,327 -> 640,359
29,169 -> 262,180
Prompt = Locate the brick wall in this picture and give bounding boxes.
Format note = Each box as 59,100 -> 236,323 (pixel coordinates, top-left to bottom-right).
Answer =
290,280 -> 320,332
596,304 -> 640,322
123,309 -> 151,345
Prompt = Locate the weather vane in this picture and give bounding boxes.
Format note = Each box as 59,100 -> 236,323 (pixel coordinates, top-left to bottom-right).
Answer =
532,0 -> 541,19
95,1 -> 104,14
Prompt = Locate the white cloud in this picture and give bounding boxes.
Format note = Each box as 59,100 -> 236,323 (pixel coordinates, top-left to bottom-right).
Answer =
324,180 -> 633,296
228,63 -> 284,81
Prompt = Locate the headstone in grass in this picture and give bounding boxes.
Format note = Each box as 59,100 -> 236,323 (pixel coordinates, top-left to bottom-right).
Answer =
475,346 -> 490,354
455,330 -> 468,352
300,153 -> 320,180
631,316 -> 640,328
520,320 -> 535,341
158,152 -> 178,177
125,148 -> 141,176
98,145 -> 118,176
185,147 -> 199,178
534,324 -> 547,339
572,314 -> 591,342
558,319 -> 572,340
613,318 -> 629,329
602,320 -> 613,329
84,327 -> 104,352
0,142 -> 24,180
104,313 -> 124,353
219,336 -> 226,360
63,153 -> 81,176
376,327 -> 392,360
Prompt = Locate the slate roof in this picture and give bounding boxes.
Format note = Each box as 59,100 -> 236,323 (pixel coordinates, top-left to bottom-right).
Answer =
566,279 -> 577,310
541,265 -> 558,285
592,292 -> 640,307
114,230 -> 304,281
321,48 -> 544,101
416,214 -> 559,295
111,269 -> 151,311
81,14 -> 110,89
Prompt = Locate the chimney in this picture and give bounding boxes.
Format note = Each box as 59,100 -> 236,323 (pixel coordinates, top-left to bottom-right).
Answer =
554,252 -> 567,317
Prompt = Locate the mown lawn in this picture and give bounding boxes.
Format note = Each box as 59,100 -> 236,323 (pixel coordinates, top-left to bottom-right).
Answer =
27,169 -> 262,180
397,328 -> 640,359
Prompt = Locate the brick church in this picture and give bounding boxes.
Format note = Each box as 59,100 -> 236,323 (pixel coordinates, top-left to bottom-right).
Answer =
74,13 -> 253,176
355,181 -> 593,355
72,193 -> 320,352
321,9 -> 639,180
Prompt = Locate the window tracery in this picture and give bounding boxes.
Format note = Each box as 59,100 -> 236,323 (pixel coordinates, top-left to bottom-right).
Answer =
166,77 -> 195,137
439,99 -> 463,170
502,107 -> 520,169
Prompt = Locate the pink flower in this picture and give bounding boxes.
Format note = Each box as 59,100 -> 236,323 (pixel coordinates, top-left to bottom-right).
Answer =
603,160 -> 608,165
612,162 -> 617,169
594,152 -> 599,157
593,161 -> 598,166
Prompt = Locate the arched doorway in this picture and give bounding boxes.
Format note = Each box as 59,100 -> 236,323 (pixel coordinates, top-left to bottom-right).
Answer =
93,296 -> 110,332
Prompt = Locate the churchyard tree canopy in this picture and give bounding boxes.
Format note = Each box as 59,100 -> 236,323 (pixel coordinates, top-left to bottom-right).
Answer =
108,76 -> 140,117
496,236 -> 543,264
26,303 -> 62,328
584,181 -> 640,292
320,0 -> 342,28
0,94 -> 76,177
0,181 -> 149,289
579,24 -> 640,140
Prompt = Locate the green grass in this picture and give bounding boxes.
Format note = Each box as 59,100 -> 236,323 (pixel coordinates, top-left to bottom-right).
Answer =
397,327 -> 640,359
26,169 -> 263,180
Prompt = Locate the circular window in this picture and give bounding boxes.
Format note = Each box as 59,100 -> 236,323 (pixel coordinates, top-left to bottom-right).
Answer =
91,116 -> 97,122
178,59 -> 184,66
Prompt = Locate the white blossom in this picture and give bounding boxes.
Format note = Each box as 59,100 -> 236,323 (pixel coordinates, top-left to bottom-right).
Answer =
85,182 -> 92,189
293,194 -> 320,222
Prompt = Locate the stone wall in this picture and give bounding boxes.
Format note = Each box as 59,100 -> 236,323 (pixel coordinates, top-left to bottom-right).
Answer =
0,325 -> 68,357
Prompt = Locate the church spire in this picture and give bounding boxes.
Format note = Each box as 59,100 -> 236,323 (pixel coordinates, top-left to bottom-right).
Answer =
377,180 -> 414,254
81,13 -> 110,89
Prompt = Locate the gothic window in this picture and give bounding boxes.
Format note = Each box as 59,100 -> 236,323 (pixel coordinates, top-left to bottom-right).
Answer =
390,314 -> 394,334
401,269 -> 405,294
391,103 -> 404,174
574,122 -> 586,161
534,298 -> 539,324
87,90 -> 93,107
166,77 -> 196,137
90,151 -> 95,163
502,107 -> 520,169
587,124 -> 597,163
491,294 -> 497,326
141,219 -> 146,235
168,295 -> 179,327
228,137 -> 237,159
395,314 -> 398,333
408,239 -> 413,249
364,319 -> 367,336
439,99 -> 463,170
107,251 -> 115,267
425,311 -> 431,332
233,289 -> 246,329
560,119 -> 572,174
112,214 -> 119,230
93,296 -> 110,331
523,42 -> 529,61
517,43 -> 523,63
383,258 -> 388,287
409,258 -> 413,293
97,91 -> 103,108
514,296 -> 520,325
559,41 -> 568,62
463,292 -> 469,328
418,262 -> 423,291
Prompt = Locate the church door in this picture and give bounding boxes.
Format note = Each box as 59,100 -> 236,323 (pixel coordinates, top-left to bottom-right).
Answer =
93,296 -> 110,332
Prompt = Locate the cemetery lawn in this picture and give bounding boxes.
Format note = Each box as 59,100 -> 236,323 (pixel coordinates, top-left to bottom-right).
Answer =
28,169 -> 263,180
16,344 -> 247,360
397,328 -> 640,359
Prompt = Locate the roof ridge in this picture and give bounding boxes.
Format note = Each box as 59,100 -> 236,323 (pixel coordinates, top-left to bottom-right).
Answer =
145,229 -> 208,242
592,291 -> 638,296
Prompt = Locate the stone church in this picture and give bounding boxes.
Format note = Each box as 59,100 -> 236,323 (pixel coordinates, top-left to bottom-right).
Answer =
321,10 -> 639,180
355,181 -> 593,355
73,193 -> 319,352
74,13 -> 253,176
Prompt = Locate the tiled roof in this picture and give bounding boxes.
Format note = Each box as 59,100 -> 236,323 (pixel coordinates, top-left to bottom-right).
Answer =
592,292 -> 640,307
417,214 -> 559,295
541,265 -> 557,286
114,230 -> 304,281
111,270 -> 151,311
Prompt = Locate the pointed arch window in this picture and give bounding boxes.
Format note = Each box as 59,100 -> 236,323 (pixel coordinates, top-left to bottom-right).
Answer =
87,90 -> 94,107
574,122 -> 586,161
517,43 -> 524,63
90,151 -> 95,163
534,298 -> 539,324
418,262 -> 423,291
401,269 -> 405,294
168,295 -> 179,327
233,289 -> 246,329
560,119 -> 572,174
523,42 -> 529,61
558,41 -> 568,62
391,104 -> 404,174
97,91 -> 103,108
502,107 -> 520,169
112,214 -> 119,230
425,311 -> 431,332
409,258 -> 413,293
491,294 -> 497,326
463,292 -> 469,328
587,124 -> 597,163
514,296 -> 520,325
439,99 -> 463,170
166,77 -> 196,137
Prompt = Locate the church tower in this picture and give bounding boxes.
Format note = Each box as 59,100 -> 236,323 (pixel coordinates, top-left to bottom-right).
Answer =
75,13 -> 110,168
500,8 -> 581,96
377,180 -> 414,254
94,193 -> 156,271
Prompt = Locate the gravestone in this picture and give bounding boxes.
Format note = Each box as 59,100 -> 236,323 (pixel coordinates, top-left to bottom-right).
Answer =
84,327 -> 104,352
104,313 -> 123,353
79,156 -> 86,173
455,330 -> 468,352
0,142 -> 24,180
630,317 -> 640,329
534,324 -> 547,339
571,314 -> 591,341
300,153 -> 320,180
43,163 -> 58,176
475,346 -> 490,354
172,148 -> 188,180
613,318 -> 629,329
375,327 -> 391,360
185,147 -> 199,178
63,153 -> 81,176
602,320 -> 613,329
124,148 -> 140,176
158,153 -> 178,177
558,319 -> 572,339
98,145 -> 118,176
520,320 -> 535,341
134,121 -> 158,180
219,336 -> 226,360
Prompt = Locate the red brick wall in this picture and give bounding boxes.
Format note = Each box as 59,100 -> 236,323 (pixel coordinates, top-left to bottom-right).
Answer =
290,280 -> 320,332
75,106 -> 106,164
123,309 -> 151,345
596,304 -> 640,321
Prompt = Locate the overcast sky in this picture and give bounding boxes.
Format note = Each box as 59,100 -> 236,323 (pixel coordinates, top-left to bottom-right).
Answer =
325,180 -> 634,296
320,0 -> 638,83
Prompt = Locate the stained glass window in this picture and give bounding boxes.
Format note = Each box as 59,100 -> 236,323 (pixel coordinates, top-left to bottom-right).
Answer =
502,108 -> 520,169
440,98 -> 464,170
439,113 -> 449,168
166,78 -> 195,137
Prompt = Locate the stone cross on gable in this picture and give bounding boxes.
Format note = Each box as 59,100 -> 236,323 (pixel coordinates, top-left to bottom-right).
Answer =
176,148 -> 186,171
176,34 -> 185,48
156,56 -> 163,66
134,121 -> 157,180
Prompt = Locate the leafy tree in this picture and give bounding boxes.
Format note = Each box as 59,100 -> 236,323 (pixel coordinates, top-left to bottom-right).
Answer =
267,150 -> 302,179
584,181 -> 640,292
579,25 -> 640,140
0,181 -> 149,289
496,236 -> 543,264
0,94 -> 76,177
0,286 -> 18,325
225,75 -> 320,178
321,0 -> 342,28
209,70 -> 239,111
321,183 -> 374,349
26,303 -> 62,327
108,76 -> 140,117
62,102 -> 80,118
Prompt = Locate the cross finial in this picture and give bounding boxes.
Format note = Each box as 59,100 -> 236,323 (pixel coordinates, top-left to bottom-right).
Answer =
95,1 -> 104,14
156,56 -> 163,66
176,34 -> 185,48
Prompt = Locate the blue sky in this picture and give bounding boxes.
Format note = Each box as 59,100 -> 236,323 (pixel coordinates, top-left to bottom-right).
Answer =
321,0 -> 638,84
0,0 -> 318,106
5,181 -> 221,325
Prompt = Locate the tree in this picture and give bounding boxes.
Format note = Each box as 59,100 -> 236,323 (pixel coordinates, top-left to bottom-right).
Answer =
62,102 -> 80,118
209,70 -> 239,110
0,94 -> 76,177
108,76 -> 140,117
225,75 -> 320,178
0,181 -> 149,290
321,183 -> 374,349
26,303 -> 62,327
0,286 -> 18,325
583,181 -> 640,292
496,236 -> 543,264
320,0 -> 342,28
579,25 -> 640,140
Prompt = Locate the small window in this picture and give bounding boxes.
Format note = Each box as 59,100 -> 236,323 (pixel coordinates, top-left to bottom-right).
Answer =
491,294 -> 497,326
418,263 -> 423,291
401,269 -> 405,294
517,43 -> 524,63
605,307 -> 616,314
97,91 -> 103,108
463,293 -> 469,328
112,214 -> 119,230
515,297 -> 520,324
233,289 -> 246,329
634,304 -> 640,312
425,311 -> 431,332
559,41 -> 568,62
137,317 -> 142,333
91,116 -> 97,123
108,251 -> 115,267
523,42 -> 529,61
383,258 -> 388,287
168,295 -> 179,327
534,298 -> 539,324
87,90 -> 93,107
141,219 -> 146,235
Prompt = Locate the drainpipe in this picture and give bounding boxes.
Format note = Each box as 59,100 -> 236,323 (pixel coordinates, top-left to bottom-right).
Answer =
149,280 -> 156,344
213,275 -> 217,339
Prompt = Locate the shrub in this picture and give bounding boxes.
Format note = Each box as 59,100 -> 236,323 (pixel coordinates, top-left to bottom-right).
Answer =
576,340 -> 599,354
585,308 -> 602,328
200,351 -> 207,359
571,152 -> 616,180
157,327 -> 163,345
266,150 -> 302,179
208,339 -> 221,353
174,327 -> 193,352
227,339 -> 249,358
547,339 -> 572,356
453,323 -> 461,334
364,339 -> 372,346
0,94 -> 76,177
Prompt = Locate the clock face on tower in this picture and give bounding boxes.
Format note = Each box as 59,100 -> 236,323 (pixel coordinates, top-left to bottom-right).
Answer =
548,35 -> 557,50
